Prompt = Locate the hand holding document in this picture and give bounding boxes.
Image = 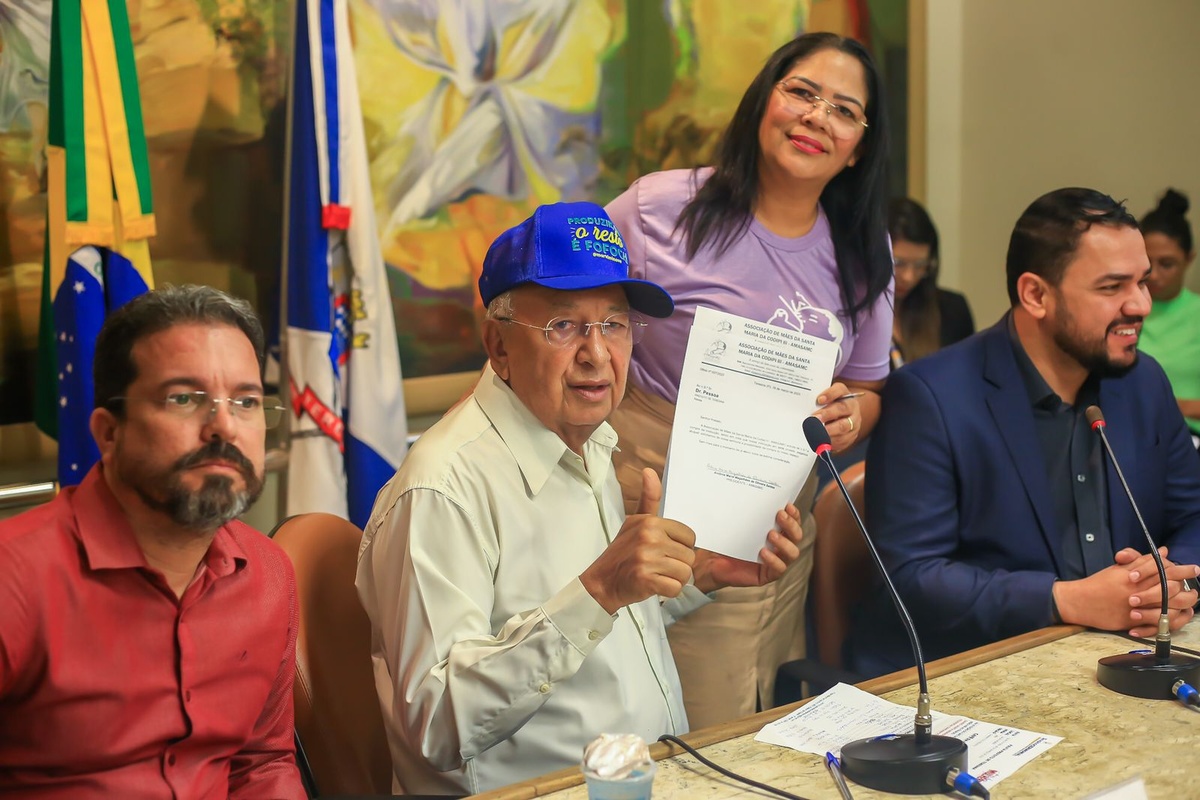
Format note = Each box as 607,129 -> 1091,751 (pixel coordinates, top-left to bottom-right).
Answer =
661,307 -> 838,561
755,683 -> 1062,791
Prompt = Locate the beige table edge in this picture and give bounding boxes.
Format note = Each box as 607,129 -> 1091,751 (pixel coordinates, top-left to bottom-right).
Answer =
466,625 -> 1084,800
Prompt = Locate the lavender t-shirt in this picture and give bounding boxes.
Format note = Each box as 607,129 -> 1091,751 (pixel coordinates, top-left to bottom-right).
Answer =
606,168 -> 894,405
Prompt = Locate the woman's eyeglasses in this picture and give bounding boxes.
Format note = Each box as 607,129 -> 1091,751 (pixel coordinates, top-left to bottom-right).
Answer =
774,77 -> 868,137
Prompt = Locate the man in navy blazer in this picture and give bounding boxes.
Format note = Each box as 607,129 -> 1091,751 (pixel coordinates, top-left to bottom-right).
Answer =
847,188 -> 1200,677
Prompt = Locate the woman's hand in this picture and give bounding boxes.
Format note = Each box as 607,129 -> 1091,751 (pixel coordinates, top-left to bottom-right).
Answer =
811,378 -> 884,453
812,382 -> 861,452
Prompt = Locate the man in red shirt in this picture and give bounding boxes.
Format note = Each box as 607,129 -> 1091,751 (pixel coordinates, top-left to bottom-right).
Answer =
0,286 -> 304,799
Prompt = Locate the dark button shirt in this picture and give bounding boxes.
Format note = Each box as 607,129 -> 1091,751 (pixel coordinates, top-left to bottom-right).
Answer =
1007,317 -> 1111,580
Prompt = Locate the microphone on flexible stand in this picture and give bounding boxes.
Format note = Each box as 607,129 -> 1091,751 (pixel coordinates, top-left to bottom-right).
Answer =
1084,405 -> 1200,698
802,417 -> 976,796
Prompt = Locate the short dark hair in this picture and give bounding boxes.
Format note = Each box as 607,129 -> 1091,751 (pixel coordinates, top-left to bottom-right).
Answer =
1140,188 -> 1192,254
675,32 -> 892,332
1005,188 -> 1138,306
94,285 -> 266,415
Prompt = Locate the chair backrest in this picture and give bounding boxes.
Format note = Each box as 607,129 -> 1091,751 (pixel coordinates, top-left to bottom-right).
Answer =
809,461 -> 870,669
272,513 -> 393,796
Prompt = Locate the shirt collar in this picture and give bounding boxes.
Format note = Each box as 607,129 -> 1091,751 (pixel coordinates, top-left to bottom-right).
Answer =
1005,312 -> 1101,411
202,521 -> 248,579
72,465 -> 248,577
472,363 -> 618,495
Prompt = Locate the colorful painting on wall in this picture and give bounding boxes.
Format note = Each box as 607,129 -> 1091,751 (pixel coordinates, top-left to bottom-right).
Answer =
350,0 -> 906,379
0,0 -> 904,431
0,0 -> 292,429
349,0 -> 872,379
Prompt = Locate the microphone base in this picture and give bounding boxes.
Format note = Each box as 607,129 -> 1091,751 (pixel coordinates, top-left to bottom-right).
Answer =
1097,651 -> 1200,699
840,734 -> 968,795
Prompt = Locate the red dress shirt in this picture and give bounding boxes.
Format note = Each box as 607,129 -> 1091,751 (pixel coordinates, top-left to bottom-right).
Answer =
0,467 -> 304,799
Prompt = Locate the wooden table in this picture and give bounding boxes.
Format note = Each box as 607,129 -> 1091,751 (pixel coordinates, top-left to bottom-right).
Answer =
469,625 -> 1200,799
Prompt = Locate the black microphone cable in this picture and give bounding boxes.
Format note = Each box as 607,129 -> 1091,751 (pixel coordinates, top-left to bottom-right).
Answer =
1086,406 -> 1173,658
657,734 -> 814,800
802,416 -> 935,740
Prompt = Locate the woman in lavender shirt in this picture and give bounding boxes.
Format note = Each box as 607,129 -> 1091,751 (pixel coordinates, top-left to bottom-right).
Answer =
606,32 -> 894,727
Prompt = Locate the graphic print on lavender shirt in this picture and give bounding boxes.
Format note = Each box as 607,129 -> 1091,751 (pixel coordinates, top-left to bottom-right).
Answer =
768,290 -> 845,362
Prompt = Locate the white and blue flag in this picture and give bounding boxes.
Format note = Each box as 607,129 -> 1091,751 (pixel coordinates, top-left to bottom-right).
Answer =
285,0 -> 407,528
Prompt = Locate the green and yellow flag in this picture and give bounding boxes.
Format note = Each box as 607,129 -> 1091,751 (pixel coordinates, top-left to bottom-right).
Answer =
35,0 -> 156,485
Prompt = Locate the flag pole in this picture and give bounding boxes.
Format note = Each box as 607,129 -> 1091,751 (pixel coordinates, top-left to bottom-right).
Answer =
274,0 -> 301,526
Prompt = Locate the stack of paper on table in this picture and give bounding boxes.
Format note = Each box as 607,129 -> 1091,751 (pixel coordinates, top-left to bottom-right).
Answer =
755,683 -> 1062,790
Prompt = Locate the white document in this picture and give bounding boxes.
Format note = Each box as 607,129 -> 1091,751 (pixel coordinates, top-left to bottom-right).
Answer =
754,683 -> 1062,791
661,307 -> 838,561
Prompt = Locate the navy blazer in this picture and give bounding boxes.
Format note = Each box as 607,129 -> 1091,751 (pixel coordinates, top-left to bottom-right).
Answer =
846,318 -> 1200,677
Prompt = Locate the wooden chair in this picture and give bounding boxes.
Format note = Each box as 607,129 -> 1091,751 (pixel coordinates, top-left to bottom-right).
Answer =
774,461 -> 870,703
272,513 -> 394,797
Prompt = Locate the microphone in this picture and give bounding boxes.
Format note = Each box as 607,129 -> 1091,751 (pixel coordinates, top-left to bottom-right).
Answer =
802,417 -> 971,795
1084,405 -> 1200,698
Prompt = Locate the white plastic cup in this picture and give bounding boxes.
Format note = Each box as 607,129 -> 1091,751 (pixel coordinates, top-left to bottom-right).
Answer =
581,761 -> 657,800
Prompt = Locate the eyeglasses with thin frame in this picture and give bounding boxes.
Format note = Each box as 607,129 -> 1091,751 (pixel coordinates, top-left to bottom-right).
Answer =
497,313 -> 648,347
774,77 -> 868,137
109,391 -> 285,428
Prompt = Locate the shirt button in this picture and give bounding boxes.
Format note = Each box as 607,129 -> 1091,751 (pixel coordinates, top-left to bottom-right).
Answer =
1085,533 -> 1096,542
539,683 -> 552,694
185,690 -> 192,702
587,630 -> 600,641
167,753 -> 177,766
1076,474 -> 1086,483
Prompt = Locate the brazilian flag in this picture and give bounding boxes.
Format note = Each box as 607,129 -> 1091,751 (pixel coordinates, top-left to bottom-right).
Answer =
35,0 -> 156,486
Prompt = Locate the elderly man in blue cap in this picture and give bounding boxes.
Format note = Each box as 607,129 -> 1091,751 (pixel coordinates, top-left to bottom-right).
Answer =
356,202 -> 804,795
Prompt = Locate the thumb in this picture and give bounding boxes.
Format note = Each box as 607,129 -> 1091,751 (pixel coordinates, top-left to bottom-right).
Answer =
636,467 -> 663,516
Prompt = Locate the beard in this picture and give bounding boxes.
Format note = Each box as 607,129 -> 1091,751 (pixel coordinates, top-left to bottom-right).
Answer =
1050,308 -> 1141,380
120,439 -> 265,531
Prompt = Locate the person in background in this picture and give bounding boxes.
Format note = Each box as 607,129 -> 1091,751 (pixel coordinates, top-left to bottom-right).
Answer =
606,31 -> 894,726
0,286 -> 303,799
1138,188 -> 1200,447
356,202 -> 805,795
819,198 -> 979,489
889,197 -> 975,369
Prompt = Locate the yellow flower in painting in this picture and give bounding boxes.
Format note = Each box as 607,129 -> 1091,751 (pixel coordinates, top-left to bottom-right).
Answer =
353,0 -> 622,261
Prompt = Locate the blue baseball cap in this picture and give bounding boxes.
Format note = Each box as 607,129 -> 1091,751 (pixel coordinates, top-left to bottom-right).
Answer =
478,201 -> 674,318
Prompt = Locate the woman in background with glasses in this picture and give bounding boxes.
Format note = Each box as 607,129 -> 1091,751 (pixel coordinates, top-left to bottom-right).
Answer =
605,32 -> 894,727
888,198 -> 975,370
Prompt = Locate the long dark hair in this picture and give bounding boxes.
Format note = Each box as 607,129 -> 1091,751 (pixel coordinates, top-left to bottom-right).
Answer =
674,32 -> 892,332
1140,188 -> 1193,253
889,198 -> 941,362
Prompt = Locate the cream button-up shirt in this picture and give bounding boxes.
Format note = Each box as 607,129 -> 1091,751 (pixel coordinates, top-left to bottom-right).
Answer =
357,366 -> 708,795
